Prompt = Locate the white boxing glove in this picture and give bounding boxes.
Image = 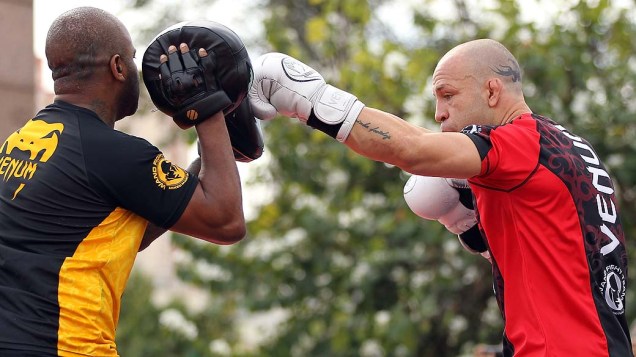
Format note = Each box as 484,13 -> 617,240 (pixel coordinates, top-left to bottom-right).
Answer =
404,175 -> 489,258
248,52 -> 365,142
403,175 -> 476,234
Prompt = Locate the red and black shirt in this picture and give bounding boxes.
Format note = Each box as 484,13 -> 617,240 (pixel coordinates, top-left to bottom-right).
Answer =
463,113 -> 631,356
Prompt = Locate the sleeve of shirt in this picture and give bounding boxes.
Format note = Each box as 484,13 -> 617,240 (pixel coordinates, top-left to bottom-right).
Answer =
461,120 -> 541,191
82,130 -> 198,229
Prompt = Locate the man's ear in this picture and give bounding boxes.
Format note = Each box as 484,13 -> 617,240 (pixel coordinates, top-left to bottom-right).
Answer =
109,54 -> 125,81
486,78 -> 502,107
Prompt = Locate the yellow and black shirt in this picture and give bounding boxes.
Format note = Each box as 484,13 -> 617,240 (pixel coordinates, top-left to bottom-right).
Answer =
0,100 -> 197,356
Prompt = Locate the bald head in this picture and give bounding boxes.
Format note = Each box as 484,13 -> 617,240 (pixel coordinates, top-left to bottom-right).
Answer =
45,7 -> 132,94
437,39 -> 523,93
45,7 -> 140,122
432,39 -> 531,130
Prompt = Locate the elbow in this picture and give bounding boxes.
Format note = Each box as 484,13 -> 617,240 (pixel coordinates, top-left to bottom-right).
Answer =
382,141 -> 421,174
394,155 -> 421,175
218,220 -> 247,245
204,214 -> 246,245
173,202 -> 247,244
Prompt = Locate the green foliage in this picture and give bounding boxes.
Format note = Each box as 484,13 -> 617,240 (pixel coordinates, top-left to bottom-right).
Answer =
117,270 -> 252,357
116,272 -> 164,356
116,273 -> 212,356
117,0 -> 636,356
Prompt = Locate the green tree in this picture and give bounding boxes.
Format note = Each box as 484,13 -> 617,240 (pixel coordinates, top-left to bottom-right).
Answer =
117,0 -> 636,356
117,271 -> 246,357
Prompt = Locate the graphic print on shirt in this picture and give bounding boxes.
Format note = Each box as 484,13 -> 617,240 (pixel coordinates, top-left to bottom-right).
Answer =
540,120 -> 626,315
0,119 -> 64,199
463,114 -> 631,356
152,153 -> 189,190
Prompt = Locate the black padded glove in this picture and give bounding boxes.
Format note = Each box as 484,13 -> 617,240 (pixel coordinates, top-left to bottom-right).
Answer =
196,100 -> 265,162
142,20 -> 253,130
158,48 -> 231,129
225,99 -> 264,162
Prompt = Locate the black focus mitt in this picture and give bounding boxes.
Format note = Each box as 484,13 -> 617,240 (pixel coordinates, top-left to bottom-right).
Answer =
196,99 -> 265,162
226,99 -> 264,162
142,20 -> 252,129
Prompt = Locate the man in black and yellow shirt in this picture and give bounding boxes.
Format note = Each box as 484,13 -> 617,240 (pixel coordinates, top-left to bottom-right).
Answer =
0,7 -> 247,356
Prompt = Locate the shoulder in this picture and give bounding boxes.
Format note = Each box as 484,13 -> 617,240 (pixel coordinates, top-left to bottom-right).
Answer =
462,113 -> 539,143
461,114 -> 542,179
79,120 -> 156,154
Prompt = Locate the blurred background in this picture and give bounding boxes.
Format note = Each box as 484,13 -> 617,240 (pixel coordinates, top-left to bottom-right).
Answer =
1,0 -> 635,356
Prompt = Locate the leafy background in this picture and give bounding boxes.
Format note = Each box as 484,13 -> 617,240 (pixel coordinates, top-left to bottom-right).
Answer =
114,1 -> 636,356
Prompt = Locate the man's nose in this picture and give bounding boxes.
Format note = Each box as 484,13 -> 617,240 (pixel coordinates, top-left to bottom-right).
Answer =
434,103 -> 448,123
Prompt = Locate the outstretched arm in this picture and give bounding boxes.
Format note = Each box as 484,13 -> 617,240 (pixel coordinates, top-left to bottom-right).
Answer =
347,107 -> 481,178
249,53 -> 481,179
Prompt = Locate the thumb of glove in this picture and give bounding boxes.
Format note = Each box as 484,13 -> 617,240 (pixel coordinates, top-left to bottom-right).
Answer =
248,79 -> 278,120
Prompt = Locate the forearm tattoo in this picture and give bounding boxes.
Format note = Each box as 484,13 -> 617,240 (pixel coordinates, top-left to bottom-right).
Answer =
356,119 -> 391,140
492,59 -> 521,82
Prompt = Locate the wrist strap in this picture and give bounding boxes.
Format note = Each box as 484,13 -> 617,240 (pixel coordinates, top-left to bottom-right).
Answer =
173,91 -> 232,129
307,85 -> 365,142
335,101 -> 364,142
307,112 -> 342,139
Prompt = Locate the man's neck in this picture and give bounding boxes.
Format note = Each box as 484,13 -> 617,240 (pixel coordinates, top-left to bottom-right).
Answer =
498,102 -> 532,125
54,94 -> 116,128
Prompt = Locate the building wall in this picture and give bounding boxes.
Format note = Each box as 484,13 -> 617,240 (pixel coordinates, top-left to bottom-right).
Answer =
0,0 -> 35,140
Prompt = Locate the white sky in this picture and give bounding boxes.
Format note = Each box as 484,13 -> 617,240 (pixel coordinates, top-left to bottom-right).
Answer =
33,0 -> 257,54
33,0 -> 635,90
33,0 -> 257,90
33,0 -> 636,56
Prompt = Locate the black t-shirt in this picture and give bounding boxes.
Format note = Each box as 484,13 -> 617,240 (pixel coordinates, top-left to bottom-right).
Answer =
0,101 -> 197,355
